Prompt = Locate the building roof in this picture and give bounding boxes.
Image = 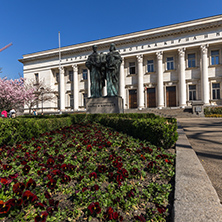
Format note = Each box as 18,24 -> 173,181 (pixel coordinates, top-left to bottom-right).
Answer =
19,14 -> 222,63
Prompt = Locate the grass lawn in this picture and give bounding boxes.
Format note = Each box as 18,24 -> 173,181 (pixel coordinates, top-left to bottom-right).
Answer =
0,121 -> 175,222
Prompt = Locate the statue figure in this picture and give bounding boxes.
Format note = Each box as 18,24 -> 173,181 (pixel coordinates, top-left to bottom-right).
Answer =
100,52 -> 106,90
106,43 -> 122,96
85,45 -> 103,98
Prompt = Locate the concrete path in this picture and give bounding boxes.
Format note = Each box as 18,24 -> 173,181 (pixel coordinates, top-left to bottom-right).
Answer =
174,119 -> 222,222
178,118 -> 222,202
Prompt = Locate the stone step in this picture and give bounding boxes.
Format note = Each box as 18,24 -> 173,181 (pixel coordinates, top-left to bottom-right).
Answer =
124,107 -> 202,118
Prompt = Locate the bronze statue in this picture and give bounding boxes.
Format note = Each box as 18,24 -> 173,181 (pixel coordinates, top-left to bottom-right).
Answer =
106,43 -> 122,96
85,45 -> 104,98
85,43 -> 122,97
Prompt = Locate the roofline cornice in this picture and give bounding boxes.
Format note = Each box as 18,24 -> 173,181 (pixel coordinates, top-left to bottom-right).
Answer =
19,15 -> 222,63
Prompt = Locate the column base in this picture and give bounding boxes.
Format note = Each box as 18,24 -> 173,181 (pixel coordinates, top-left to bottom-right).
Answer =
158,105 -> 164,109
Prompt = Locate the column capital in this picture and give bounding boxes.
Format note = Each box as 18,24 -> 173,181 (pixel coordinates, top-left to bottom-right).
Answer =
59,66 -> 65,74
156,51 -> 163,60
178,48 -> 186,57
72,64 -> 78,72
201,44 -> 209,54
136,54 -> 143,63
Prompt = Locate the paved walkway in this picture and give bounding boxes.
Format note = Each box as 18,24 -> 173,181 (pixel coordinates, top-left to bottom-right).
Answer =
178,118 -> 222,202
173,123 -> 222,222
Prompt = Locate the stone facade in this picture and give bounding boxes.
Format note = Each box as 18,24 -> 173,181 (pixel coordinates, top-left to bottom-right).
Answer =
19,15 -> 222,113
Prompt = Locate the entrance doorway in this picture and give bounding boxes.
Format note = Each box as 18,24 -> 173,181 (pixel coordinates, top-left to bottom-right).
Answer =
129,89 -> 137,108
147,88 -> 156,108
166,86 -> 176,107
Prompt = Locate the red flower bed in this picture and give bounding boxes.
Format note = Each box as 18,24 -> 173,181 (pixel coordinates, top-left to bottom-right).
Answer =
0,122 -> 175,221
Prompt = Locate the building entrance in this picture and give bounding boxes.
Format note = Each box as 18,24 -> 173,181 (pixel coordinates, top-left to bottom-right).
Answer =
147,88 -> 156,108
129,89 -> 137,108
166,86 -> 176,107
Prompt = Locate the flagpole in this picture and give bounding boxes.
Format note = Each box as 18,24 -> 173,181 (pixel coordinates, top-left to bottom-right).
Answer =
58,31 -> 61,71
58,31 -> 61,112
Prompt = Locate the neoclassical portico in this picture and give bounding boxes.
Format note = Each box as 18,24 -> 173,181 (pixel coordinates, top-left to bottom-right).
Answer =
20,15 -> 222,113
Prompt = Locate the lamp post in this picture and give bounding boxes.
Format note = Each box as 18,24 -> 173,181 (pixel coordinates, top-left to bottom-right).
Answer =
40,87 -> 44,115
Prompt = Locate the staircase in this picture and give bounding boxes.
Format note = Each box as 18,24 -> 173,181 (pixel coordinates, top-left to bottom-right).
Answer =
124,107 -> 202,118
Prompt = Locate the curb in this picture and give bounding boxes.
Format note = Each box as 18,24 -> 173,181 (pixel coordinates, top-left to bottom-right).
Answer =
173,122 -> 222,222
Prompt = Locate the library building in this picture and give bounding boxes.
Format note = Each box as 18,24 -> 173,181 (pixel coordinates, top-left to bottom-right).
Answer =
19,15 -> 222,113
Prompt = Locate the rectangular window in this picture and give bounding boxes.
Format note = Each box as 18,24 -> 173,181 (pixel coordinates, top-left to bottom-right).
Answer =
129,62 -> 136,74
212,83 -> 220,99
70,94 -> 74,108
82,69 -> 88,80
69,71 -> 73,82
211,50 -> 219,65
57,96 -> 60,109
56,73 -> 59,83
189,85 -> 196,101
147,60 -> 154,72
34,73 -> 39,84
188,54 -> 196,68
167,57 -> 174,70
83,93 -> 87,106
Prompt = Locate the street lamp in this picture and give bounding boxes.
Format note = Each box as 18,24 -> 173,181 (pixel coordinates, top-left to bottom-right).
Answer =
40,87 -> 44,115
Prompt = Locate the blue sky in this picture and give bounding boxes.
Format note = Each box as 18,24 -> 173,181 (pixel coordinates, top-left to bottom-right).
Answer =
0,0 -> 221,80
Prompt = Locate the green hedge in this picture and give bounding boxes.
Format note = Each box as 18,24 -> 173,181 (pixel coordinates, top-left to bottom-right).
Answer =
0,113 -> 178,148
0,117 -> 73,146
204,106 -> 222,115
69,114 -> 178,148
92,116 -> 178,148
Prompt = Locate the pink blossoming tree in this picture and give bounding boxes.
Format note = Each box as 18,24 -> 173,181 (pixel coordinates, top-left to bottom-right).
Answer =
24,78 -> 55,114
0,77 -> 35,111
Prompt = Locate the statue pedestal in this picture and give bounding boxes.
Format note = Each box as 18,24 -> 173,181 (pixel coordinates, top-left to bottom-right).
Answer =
86,96 -> 124,114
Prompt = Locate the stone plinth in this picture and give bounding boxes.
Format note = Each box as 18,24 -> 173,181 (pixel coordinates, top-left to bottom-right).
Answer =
86,96 -> 123,114
191,101 -> 204,116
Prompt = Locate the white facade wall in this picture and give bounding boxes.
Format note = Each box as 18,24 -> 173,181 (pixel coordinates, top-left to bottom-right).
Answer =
19,15 -> 222,113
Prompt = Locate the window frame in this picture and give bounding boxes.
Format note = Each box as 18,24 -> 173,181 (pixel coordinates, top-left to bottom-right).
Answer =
147,59 -> 154,73
68,70 -> 73,82
82,93 -> 87,107
188,85 -> 197,101
166,56 -> 174,71
210,49 -> 220,66
34,73 -> 39,84
187,53 -> 196,68
70,94 -> 74,109
129,62 -> 136,75
212,83 -> 220,100
82,69 -> 88,81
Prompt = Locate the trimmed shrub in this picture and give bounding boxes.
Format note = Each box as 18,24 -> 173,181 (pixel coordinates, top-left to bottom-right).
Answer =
0,117 -> 72,146
94,116 -> 177,148
0,113 -> 178,148
204,106 -> 222,115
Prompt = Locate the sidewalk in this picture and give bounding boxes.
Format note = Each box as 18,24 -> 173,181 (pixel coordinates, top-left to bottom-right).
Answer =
174,119 -> 222,222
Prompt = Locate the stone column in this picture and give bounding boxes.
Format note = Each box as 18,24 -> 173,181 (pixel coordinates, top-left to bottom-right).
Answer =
72,64 -> 79,111
87,69 -> 91,98
119,58 -> 125,106
156,51 -> 164,108
59,66 -> 65,111
137,54 -> 144,109
178,48 -> 186,108
201,44 -> 210,105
